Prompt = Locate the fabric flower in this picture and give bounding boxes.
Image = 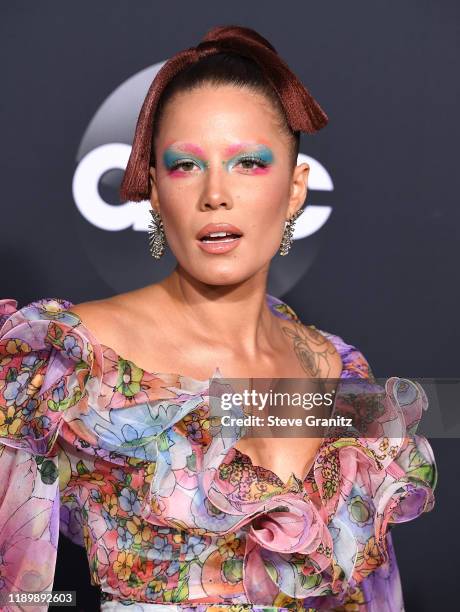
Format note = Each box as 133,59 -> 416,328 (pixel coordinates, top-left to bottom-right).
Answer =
242,494 -> 333,603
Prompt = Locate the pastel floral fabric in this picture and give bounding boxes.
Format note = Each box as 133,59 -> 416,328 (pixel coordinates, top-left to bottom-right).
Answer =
0,295 -> 437,612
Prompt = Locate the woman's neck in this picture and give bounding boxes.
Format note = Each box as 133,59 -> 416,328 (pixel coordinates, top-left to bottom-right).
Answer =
151,267 -> 284,359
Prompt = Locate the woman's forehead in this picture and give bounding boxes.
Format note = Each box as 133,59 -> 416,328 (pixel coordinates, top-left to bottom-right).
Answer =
157,109 -> 284,149
161,85 -> 278,121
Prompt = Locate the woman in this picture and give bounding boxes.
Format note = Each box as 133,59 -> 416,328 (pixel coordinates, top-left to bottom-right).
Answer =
0,25 -> 436,612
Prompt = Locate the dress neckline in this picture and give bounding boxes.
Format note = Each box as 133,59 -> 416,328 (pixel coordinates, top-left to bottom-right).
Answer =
63,292 -> 348,488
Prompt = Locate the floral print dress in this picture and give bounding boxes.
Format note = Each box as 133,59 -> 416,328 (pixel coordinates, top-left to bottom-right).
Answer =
0,294 -> 437,612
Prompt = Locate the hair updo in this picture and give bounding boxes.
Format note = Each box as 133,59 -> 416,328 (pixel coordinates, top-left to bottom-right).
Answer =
120,24 -> 328,203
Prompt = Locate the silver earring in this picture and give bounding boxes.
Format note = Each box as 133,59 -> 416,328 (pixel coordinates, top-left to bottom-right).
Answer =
279,207 -> 304,256
148,209 -> 167,259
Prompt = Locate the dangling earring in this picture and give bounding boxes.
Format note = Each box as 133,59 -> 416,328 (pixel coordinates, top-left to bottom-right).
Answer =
148,208 -> 167,259
279,207 -> 304,256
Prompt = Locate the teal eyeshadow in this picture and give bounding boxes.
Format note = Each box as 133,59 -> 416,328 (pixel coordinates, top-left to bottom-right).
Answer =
227,146 -> 274,166
163,149 -> 207,170
253,146 -> 274,163
162,146 -> 274,170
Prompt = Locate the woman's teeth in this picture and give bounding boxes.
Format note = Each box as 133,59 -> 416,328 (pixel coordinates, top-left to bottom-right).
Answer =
201,232 -> 240,242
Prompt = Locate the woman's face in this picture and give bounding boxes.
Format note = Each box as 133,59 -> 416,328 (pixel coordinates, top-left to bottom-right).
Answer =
150,84 -> 309,286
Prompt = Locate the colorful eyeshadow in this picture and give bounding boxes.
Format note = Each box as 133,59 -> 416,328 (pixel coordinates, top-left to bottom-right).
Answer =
162,141 -> 274,176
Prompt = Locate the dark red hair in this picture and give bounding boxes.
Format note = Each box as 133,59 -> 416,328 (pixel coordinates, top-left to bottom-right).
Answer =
119,25 -> 328,203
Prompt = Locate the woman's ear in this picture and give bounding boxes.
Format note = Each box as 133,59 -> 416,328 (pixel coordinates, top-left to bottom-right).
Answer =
287,162 -> 309,218
149,166 -> 160,213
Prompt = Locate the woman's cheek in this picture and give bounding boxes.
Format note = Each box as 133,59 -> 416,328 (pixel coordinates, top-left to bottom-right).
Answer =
248,215 -> 284,250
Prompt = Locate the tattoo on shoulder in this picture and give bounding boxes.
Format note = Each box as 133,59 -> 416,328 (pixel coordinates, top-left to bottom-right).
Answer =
281,321 -> 338,377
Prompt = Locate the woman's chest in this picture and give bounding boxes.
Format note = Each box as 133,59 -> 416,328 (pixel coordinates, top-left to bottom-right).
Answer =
121,322 -> 338,382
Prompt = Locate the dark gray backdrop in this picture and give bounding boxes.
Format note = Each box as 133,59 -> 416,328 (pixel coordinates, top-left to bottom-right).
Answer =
1,2 -> 458,610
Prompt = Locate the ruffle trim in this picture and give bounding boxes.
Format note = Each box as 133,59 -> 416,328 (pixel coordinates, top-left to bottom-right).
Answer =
140,373 -> 437,602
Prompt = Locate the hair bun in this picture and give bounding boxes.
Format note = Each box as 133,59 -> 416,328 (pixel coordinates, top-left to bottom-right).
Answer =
199,24 -> 278,54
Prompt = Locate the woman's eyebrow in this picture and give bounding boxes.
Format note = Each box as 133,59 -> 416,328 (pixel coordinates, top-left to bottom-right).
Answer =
164,142 -> 206,157
224,142 -> 271,156
164,141 -> 272,158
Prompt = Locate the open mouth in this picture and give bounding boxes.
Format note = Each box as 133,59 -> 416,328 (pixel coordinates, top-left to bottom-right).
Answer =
199,231 -> 242,243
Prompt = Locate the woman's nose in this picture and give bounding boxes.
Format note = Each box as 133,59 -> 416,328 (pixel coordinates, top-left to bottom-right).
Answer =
199,163 -> 234,210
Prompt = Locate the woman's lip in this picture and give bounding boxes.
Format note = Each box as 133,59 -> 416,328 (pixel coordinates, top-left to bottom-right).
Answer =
196,236 -> 242,254
196,223 -> 243,240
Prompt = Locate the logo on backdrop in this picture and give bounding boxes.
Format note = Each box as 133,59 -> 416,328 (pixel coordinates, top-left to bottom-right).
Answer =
73,62 -> 334,295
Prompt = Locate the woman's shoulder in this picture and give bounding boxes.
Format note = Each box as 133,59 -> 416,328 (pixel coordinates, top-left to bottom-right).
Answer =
66,296 -> 127,354
315,325 -> 376,381
268,294 -> 375,381
69,285 -> 172,358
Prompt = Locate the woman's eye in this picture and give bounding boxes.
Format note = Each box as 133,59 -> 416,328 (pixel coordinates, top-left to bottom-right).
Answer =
170,160 -> 197,172
237,157 -> 268,170
169,157 -> 268,172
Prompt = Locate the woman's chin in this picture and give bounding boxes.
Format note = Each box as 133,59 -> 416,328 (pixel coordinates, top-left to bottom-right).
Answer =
186,265 -> 256,287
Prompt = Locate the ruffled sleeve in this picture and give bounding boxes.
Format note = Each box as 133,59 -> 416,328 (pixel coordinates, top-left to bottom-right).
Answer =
316,377 -> 436,583
0,297 -> 101,611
